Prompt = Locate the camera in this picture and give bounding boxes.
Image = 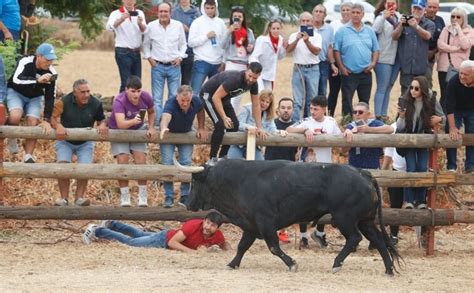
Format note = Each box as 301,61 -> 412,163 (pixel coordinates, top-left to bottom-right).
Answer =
355,120 -> 366,127
300,25 -> 314,37
49,74 -> 58,82
402,14 -> 414,26
233,17 -> 240,24
129,10 -> 139,17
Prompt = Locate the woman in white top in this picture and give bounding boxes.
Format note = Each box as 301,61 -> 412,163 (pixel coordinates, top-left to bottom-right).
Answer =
249,19 -> 287,92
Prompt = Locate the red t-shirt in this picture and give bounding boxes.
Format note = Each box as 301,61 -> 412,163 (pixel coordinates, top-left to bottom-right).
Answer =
166,219 -> 225,250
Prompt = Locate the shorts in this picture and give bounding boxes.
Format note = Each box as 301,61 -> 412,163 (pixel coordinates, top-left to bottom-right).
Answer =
55,140 -> 95,163
111,142 -> 147,157
5,88 -> 44,119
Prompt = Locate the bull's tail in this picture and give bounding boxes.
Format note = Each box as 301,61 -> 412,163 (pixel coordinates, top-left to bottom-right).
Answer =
372,177 -> 403,271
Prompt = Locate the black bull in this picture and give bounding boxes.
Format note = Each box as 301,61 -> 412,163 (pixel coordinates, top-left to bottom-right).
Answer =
177,159 -> 402,275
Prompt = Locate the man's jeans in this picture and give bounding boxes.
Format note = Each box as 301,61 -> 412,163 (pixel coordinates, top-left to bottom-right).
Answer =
404,148 -> 429,204
374,62 -> 399,116
318,61 -> 330,97
341,72 -> 372,116
0,56 -> 5,103
160,143 -> 193,199
151,64 -> 181,123
190,60 -> 219,96
446,110 -> 474,172
95,221 -> 168,248
115,47 -> 141,93
291,64 -> 320,122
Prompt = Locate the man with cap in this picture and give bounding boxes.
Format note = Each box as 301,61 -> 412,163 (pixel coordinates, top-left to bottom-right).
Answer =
5,43 -> 58,163
392,0 -> 435,94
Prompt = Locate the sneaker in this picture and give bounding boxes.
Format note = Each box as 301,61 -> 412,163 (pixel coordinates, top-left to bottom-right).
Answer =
311,231 -> 328,248
120,193 -> 131,207
82,224 -> 97,245
7,139 -> 18,154
417,203 -> 427,209
163,197 -> 174,208
447,168 -> 457,173
54,198 -> 68,206
74,198 -> 90,206
206,157 -> 219,166
278,231 -> 290,243
390,235 -> 399,246
299,237 -> 309,249
24,157 -> 35,163
178,196 -> 188,207
404,203 -> 414,209
138,193 -> 148,207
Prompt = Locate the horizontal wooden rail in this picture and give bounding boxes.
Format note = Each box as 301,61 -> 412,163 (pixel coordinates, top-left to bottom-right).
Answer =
1,126 -> 472,148
1,163 -> 473,187
0,206 -> 472,226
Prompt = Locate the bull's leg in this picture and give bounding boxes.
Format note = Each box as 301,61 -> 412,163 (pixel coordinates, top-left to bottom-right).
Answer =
358,221 -> 394,276
261,230 -> 298,271
227,231 -> 256,269
331,217 -> 362,273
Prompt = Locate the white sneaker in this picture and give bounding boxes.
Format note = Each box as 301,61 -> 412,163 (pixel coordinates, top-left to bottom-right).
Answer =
120,193 -> 131,207
82,224 -> 97,245
7,139 -> 18,154
138,192 -> 148,207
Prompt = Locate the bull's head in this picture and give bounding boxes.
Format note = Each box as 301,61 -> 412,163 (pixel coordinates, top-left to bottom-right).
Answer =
173,157 -> 213,211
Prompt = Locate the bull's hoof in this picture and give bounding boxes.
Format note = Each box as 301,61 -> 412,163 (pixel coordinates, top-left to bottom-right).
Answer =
332,266 -> 342,273
289,263 -> 299,272
385,269 -> 394,277
226,265 -> 239,270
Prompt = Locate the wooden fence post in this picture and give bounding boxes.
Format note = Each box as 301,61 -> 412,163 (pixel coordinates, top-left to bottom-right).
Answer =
426,146 -> 440,255
245,128 -> 256,160
0,104 -> 5,206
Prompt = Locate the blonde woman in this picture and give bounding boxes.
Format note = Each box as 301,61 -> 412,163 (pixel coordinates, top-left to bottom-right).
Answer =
437,7 -> 474,109
228,90 -> 286,160
249,19 -> 287,91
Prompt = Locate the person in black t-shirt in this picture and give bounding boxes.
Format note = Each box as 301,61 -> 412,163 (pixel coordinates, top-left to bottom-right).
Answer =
200,61 -> 266,165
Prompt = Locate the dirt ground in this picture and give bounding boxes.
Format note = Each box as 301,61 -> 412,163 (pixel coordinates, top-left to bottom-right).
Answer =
1,220 -> 473,292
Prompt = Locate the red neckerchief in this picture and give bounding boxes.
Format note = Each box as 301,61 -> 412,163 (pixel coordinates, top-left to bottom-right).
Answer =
233,27 -> 247,47
269,34 -> 279,53
119,6 -> 132,21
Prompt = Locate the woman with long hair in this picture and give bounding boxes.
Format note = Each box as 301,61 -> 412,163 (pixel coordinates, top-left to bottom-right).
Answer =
249,19 -> 287,92
396,76 -> 445,209
437,7 -> 474,110
221,6 -> 255,112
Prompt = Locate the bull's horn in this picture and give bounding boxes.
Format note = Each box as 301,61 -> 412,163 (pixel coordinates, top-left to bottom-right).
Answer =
173,156 -> 204,173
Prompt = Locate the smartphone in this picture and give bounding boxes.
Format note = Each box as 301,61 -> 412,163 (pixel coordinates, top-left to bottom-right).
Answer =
139,109 -> 147,121
233,17 -> 240,24
300,25 -> 314,37
49,74 -> 58,82
355,120 -> 366,127
398,97 -> 407,109
129,10 -> 139,17
387,2 -> 395,11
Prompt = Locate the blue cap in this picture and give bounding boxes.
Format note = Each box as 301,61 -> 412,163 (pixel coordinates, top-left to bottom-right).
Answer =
411,0 -> 426,9
36,43 -> 57,60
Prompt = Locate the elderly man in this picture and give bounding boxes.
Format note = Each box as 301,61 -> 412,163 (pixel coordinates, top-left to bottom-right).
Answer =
424,0 -> 445,86
144,1 -> 187,124
392,0 -> 435,94
159,85 -> 207,208
106,0 -> 146,93
51,79 -> 108,206
5,43 -> 57,162
446,60 -> 474,173
334,3 -> 379,116
287,12 -> 322,121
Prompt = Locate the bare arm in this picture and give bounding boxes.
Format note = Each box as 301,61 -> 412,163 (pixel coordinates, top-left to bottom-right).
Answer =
167,230 -> 194,253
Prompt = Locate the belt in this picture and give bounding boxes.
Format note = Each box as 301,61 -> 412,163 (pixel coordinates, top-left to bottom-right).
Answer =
295,63 -> 318,68
155,60 -> 173,66
116,47 -> 141,52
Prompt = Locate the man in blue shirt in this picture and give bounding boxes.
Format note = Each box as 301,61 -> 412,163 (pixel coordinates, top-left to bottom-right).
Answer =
159,85 -> 208,208
334,3 -> 379,116
0,0 -> 21,41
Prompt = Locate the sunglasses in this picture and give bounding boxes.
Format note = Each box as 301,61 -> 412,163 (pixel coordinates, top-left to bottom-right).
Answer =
232,5 -> 244,10
410,85 -> 420,91
451,15 -> 462,19
353,110 -> 365,115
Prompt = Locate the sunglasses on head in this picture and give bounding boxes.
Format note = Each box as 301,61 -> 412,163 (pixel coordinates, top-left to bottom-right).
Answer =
451,15 -> 461,19
232,5 -> 244,10
410,85 -> 420,91
353,110 -> 365,115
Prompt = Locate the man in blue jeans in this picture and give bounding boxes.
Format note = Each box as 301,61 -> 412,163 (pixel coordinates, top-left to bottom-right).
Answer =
159,85 -> 208,208
143,2 -> 187,124
445,60 -> 474,173
83,211 -> 230,253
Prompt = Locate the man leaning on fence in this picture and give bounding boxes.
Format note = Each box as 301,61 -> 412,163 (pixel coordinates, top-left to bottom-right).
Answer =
51,79 -> 108,206
159,85 -> 208,208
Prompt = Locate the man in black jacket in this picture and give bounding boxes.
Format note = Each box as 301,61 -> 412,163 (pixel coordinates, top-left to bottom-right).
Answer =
5,43 -> 57,162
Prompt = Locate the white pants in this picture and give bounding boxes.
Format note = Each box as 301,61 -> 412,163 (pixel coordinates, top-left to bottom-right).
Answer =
257,78 -> 273,93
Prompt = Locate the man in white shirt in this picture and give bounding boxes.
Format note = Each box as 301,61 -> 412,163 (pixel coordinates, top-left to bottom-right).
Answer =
143,2 -> 187,124
187,0 -> 226,96
287,95 -> 341,248
106,0 -> 146,93
287,12 -> 322,122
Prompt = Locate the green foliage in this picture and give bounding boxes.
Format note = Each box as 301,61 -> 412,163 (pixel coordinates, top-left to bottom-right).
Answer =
23,23 -> 80,57
0,41 -> 22,79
